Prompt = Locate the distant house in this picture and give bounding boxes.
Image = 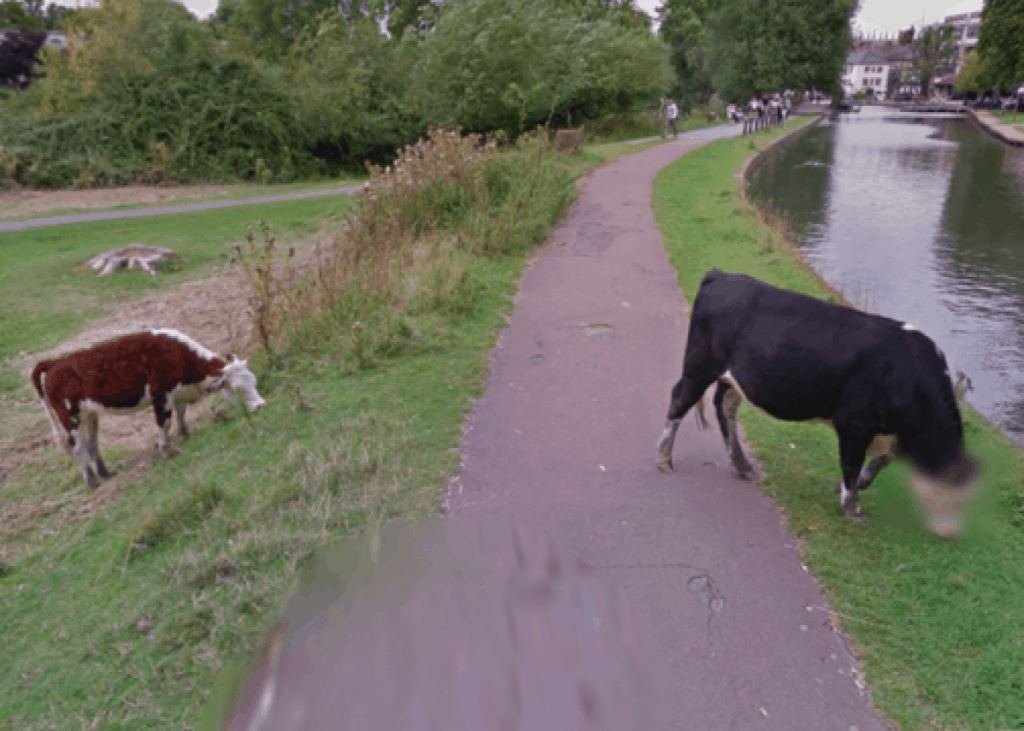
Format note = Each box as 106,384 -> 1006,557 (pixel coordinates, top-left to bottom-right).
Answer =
842,48 -> 894,99
842,43 -> 920,99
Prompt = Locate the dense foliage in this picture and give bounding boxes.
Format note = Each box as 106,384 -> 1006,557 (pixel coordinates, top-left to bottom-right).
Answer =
1,0 -> 859,189
0,27 -> 45,89
911,25 -> 958,98
657,0 -> 858,103
977,0 -> 1024,92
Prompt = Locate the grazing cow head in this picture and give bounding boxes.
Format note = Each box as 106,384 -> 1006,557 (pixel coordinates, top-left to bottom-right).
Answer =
910,454 -> 982,539
209,357 -> 266,412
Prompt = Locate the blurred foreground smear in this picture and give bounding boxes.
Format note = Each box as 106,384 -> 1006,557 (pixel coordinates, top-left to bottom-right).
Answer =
218,517 -> 673,730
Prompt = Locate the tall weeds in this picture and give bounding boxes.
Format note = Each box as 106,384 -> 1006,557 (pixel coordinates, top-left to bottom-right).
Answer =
236,126 -> 575,368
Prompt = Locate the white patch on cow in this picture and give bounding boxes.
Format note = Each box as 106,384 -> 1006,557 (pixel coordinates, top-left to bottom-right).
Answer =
720,370 -> 750,402
151,328 -> 218,362
158,423 -> 170,452
221,359 -> 266,411
902,323 -> 917,331
839,479 -> 850,508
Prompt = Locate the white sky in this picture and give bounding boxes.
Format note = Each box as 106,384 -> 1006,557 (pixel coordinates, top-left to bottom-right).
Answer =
53,0 -> 986,32
633,0 -> 984,36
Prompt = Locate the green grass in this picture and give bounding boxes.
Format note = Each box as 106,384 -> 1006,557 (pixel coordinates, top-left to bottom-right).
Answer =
0,177 -> 367,223
0,134 -> 647,729
0,194 -> 354,363
991,109 -> 1024,129
653,118 -> 1024,731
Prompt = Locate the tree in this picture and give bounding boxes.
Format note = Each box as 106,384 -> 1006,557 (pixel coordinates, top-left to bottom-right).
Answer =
954,50 -> 992,95
0,0 -> 42,28
210,0 -> 372,60
911,24 -> 958,97
657,0 -> 717,109
977,0 -> 1024,92
0,27 -> 45,88
413,0 -> 672,134
703,0 -> 858,102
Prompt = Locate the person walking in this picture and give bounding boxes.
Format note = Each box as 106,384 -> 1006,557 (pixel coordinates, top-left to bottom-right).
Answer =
665,97 -> 680,139
658,95 -> 669,138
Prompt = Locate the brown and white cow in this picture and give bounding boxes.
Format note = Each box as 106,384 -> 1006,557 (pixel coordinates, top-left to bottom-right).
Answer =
31,329 -> 266,489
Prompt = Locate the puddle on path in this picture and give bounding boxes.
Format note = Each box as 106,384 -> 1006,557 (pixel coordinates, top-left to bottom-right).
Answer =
578,324 -> 615,343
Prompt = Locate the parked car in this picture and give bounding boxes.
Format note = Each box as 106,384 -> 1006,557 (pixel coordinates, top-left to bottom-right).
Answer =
1001,96 -> 1020,110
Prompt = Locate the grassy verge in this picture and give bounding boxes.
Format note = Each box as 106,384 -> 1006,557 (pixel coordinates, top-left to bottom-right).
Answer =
991,108 -> 1024,129
0,131 -> 653,729
653,119 -> 1024,730
0,195 -> 354,364
0,178 -> 367,223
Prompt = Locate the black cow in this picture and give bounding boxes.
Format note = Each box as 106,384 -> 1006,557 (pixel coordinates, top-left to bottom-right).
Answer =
656,269 -> 980,539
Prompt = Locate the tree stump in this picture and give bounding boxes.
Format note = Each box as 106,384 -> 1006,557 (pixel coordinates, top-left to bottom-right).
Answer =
84,244 -> 182,277
555,127 -> 585,155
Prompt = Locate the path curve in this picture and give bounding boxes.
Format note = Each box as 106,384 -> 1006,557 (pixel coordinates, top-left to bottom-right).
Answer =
0,185 -> 361,233
447,126 -> 890,729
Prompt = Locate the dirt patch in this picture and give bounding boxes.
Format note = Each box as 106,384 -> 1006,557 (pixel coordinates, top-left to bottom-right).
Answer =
1,257 -> 263,542
0,183 -> 237,220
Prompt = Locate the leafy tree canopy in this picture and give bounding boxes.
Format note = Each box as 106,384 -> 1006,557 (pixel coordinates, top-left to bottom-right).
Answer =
706,0 -> 857,102
911,24 -> 957,97
954,49 -> 992,94
977,0 -> 1024,91
412,0 -> 672,134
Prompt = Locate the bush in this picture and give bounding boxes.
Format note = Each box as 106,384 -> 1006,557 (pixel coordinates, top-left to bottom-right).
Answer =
235,127 -> 576,366
0,57 -> 312,188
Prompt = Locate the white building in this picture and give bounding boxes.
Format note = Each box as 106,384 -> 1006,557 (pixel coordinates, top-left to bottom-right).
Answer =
842,48 -> 892,99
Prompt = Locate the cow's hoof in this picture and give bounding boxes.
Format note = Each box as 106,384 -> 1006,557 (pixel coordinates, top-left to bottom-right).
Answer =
160,446 -> 181,460
843,502 -> 866,523
736,468 -> 755,481
656,457 -> 675,474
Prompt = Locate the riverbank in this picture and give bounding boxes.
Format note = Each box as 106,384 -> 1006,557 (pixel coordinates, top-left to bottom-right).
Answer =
653,119 -> 1024,730
969,108 -> 1024,146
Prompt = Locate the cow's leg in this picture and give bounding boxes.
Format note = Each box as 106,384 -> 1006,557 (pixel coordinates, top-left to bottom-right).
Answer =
175,403 -> 190,440
856,455 -> 893,491
837,434 -> 872,521
714,382 -> 755,480
69,414 -> 100,490
152,394 -> 179,458
657,374 -> 718,473
82,411 -> 112,479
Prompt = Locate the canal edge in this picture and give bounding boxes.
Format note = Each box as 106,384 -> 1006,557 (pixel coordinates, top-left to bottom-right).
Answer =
734,114 -> 851,308
966,108 -> 1024,148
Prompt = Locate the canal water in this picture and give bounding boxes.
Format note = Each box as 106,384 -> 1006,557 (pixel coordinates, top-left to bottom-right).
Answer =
748,105 -> 1024,442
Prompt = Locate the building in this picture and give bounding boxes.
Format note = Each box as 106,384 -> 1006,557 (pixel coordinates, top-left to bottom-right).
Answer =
944,10 -> 982,73
842,47 -> 892,99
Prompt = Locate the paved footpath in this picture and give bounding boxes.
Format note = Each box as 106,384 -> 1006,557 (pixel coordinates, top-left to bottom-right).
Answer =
447,125 -> 890,730
0,185 -> 361,233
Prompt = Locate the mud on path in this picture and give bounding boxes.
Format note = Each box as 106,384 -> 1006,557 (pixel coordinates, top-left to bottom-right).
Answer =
0,183 -> 241,220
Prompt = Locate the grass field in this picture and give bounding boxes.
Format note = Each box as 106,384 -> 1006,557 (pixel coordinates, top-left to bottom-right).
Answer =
991,109 -> 1024,129
653,120 -> 1024,731
0,178 -> 367,223
0,194 -> 355,364
0,135 -> 657,729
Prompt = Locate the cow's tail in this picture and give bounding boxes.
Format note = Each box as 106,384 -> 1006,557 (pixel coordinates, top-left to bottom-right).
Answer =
694,394 -> 710,431
31,360 -> 71,455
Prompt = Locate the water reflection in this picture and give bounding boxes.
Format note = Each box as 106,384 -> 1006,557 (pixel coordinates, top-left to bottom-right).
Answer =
749,106 -> 1024,441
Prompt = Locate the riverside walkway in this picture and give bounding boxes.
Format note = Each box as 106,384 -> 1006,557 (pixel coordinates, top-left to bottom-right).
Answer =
447,123 -> 889,730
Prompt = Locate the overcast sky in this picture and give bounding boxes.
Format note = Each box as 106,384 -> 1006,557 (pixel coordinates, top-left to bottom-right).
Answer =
55,0 -> 986,33
632,0 -> 984,35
